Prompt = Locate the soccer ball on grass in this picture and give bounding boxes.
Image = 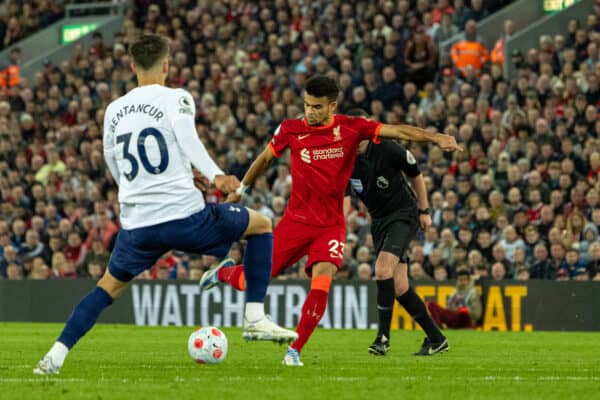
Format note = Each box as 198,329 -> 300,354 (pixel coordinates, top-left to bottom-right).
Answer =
187,326 -> 228,364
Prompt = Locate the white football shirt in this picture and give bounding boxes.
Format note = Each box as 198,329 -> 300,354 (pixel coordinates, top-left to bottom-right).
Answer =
103,84 -> 223,229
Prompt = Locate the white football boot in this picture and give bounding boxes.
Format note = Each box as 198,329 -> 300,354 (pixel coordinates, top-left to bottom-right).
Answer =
282,347 -> 304,366
33,356 -> 61,375
242,315 -> 298,343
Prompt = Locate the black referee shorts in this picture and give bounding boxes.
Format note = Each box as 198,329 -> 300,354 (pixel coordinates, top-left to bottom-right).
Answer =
371,207 -> 420,263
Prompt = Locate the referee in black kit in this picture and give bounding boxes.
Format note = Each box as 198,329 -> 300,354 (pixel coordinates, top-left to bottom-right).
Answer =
344,109 -> 448,356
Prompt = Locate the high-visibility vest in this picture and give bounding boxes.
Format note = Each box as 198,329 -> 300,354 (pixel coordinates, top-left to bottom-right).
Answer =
0,65 -> 19,88
491,38 -> 505,66
7,65 -> 19,87
450,40 -> 489,76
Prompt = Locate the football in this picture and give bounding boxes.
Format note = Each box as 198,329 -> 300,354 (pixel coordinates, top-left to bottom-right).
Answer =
187,327 -> 228,365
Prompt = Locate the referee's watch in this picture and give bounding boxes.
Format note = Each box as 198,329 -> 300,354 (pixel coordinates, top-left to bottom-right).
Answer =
419,208 -> 430,215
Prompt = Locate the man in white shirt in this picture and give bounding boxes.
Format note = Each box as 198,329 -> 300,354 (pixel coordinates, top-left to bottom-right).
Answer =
34,34 -> 296,375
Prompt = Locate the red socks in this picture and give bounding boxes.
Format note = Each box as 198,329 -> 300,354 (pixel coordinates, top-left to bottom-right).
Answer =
217,265 -> 246,291
290,275 -> 332,353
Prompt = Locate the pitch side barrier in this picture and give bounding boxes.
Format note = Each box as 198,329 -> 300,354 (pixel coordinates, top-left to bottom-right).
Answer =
1,280 -> 598,331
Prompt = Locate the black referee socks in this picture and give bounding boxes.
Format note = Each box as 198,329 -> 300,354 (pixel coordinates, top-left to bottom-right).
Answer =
397,287 -> 445,343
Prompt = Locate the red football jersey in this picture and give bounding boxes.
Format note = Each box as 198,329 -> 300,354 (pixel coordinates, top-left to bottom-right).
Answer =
269,114 -> 382,227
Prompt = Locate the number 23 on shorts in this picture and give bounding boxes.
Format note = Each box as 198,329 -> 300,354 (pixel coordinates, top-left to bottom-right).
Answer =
328,239 -> 345,259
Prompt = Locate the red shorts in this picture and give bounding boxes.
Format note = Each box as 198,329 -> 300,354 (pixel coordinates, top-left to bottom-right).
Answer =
272,216 -> 346,276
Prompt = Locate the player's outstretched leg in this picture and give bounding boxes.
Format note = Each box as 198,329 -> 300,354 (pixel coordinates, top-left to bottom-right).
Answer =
239,210 -> 297,343
33,271 -> 125,375
199,258 -> 237,291
392,263 -> 447,356
205,213 -> 292,292
283,262 -> 335,366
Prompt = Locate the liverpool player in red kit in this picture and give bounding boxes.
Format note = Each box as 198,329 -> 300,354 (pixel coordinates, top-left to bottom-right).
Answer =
201,76 -> 462,366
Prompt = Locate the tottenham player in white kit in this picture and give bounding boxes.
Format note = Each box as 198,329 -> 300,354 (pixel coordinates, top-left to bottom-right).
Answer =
34,34 -> 296,375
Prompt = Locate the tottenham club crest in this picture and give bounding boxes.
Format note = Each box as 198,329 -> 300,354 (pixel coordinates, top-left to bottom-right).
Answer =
376,176 -> 389,189
333,125 -> 341,141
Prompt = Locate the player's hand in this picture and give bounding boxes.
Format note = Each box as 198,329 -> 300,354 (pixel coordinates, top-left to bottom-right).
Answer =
435,134 -> 464,152
214,175 -> 241,193
226,192 -> 243,203
192,169 -> 210,191
419,213 -> 432,231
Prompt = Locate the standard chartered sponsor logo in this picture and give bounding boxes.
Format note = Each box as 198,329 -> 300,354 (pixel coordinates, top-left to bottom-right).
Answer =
312,147 -> 344,160
300,147 -> 344,163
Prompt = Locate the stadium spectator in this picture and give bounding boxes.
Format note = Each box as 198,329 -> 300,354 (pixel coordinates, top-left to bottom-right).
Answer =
452,0 -> 471,29
515,265 -> 530,281
357,263 -> 373,282
188,259 -> 205,281
432,0 -> 455,24
404,27 -> 436,89
450,20 -> 489,76
426,269 -> 482,328
1,245 -> 19,278
560,248 -> 588,278
491,262 -> 508,280
498,225 -> 526,262
491,19 -> 515,66
6,262 -> 23,280
433,264 -> 449,281
433,13 -> 458,53
464,0 -> 490,24
409,261 -> 432,281
29,257 -> 50,280
556,268 -> 570,281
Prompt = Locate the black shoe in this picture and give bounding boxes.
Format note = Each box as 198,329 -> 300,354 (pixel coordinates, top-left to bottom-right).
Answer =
368,336 -> 390,356
413,337 -> 449,356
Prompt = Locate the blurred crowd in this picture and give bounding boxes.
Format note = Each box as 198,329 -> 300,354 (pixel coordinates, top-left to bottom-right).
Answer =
1,0 -> 600,283
0,1 -> 64,51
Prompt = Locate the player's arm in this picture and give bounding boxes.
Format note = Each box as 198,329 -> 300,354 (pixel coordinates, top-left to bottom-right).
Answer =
102,107 -> 120,185
170,90 -> 238,193
226,145 -> 275,203
343,182 -> 353,217
174,118 -> 239,193
392,143 -> 431,230
412,173 -> 432,231
378,124 -> 463,152
227,122 -> 290,202
103,144 -> 120,185
343,195 -> 352,218
412,174 -> 429,212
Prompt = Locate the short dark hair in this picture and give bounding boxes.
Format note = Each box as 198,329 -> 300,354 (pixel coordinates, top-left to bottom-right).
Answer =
129,34 -> 170,70
346,108 -> 370,118
304,76 -> 340,102
456,269 -> 471,278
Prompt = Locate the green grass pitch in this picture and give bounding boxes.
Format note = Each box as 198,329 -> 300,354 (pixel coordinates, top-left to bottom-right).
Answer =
1,323 -> 599,400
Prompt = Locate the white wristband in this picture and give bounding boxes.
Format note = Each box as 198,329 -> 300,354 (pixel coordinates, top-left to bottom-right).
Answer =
235,183 -> 248,197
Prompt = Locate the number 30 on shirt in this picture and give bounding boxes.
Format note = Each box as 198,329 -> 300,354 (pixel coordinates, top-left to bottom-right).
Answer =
116,127 -> 169,181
